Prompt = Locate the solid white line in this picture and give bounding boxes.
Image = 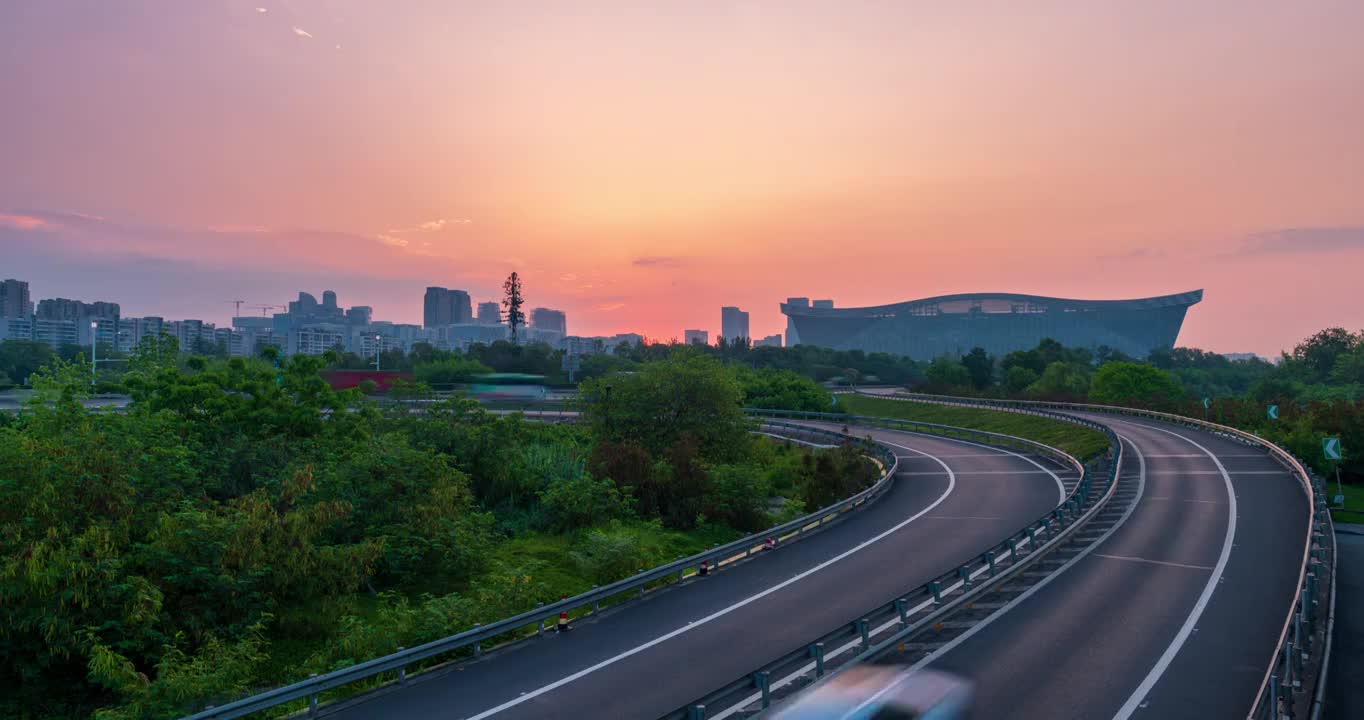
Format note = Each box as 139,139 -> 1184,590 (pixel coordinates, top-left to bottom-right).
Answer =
888,428 -> 1068,505
899,433 -> 1146,676
1111,423 -> 1238,720
1144,453 -> 1265,458
463,439 -> 958,720
902,470 -> 1053,476
713,534 -> 1036,719
1142,497 -> 1224,505
1093,553 -> 1214,572
924,515 -> 1003,521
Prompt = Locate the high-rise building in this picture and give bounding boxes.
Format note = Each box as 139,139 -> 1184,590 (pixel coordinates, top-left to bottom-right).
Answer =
813,299 -> 834,309
784,297 -> 809,346
36,298 -> 85,322
0,279 -> 32,319
345,306 -> 373,325
754,334 -> 783,348
684,329 -> 709,345
322,290 -> 338,310
477,301 -> 501,325
35,298 -> 119,345
720,306 -> 750,343
530,308 -> 567,335
288,292 -> 320,317
423,287 -> 472,327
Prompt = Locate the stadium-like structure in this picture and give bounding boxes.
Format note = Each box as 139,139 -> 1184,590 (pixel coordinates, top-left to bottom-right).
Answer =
780,290 -> 1202,360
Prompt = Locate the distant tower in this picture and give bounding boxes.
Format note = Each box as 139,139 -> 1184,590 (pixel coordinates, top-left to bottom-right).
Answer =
784,297 -> 810,346
721,306 -> 750,343
477,301 -> 501,325
322,290 -> 338,309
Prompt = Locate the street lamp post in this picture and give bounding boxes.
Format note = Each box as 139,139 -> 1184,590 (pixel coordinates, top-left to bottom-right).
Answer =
90,321 -> 98,386
374,335 -> 382,371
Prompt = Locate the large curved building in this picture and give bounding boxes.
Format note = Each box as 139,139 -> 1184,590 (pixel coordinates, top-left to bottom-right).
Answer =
781,290 -> 1202,360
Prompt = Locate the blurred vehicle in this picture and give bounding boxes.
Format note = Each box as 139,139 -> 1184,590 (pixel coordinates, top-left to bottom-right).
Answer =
772,666 -> 973,720
466,373 -> 548,401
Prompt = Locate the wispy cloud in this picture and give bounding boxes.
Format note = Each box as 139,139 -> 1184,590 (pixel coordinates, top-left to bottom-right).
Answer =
1097,247 -> 1166,261
255,7 -> 268,13
632,256 -> 685,268
207,224 -> 271,234
376,234 -> 408,247
596,302 -> 626,312
1239,227 -> 1364,255
0,212 -> 48,230
292,27 -> 313,39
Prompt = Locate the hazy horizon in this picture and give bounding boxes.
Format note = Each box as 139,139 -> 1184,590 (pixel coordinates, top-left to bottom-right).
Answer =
4,2 -> 1362,355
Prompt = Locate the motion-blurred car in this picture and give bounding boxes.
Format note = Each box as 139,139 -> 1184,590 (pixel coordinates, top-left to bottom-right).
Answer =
771,666 -> 974,720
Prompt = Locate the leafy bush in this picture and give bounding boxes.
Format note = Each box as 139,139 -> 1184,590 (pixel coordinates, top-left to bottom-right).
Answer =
539,473 -> 631,532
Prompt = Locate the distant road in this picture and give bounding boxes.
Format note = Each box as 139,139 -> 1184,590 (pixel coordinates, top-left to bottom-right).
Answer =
323,422 -> 1072,719
916,412 -> 1308,719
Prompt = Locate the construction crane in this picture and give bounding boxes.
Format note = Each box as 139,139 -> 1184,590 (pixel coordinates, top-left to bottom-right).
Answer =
249,304 -> 282,317
225,300 -> 246,317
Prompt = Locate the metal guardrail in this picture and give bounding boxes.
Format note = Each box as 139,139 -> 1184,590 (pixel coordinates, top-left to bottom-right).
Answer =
864,390 -> 1333,720
183,420 -> 904,719
661,407 -> 1119,719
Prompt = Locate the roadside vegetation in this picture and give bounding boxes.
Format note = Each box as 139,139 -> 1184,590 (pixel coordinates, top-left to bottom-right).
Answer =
835,393 -> 1110,461
0,347 -> 872,719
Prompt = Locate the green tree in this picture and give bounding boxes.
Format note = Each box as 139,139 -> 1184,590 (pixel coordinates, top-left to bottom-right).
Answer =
0,339 -> 56,386
1026,361 -> 1091,400
580,350 -> 747,460
1288,327 -> 1359,383
1004,365 -> 1040,394
960,347 -> 994,389
502,272 -> 525,343
924,356 -> 971,391
734,366 -> 832,411
1089,361 -> 1184,409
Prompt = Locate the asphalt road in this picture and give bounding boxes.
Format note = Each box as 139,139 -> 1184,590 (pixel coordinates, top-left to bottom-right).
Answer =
326,424 -> 1074,719
1324,524 -> 1363,720
923,414 -> 1309,720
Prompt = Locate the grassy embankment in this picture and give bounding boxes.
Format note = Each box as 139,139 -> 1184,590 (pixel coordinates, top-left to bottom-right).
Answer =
836,393 -> 1111,461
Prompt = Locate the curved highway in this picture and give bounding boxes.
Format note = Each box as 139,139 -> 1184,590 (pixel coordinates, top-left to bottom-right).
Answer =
908,413 -> 1309,719
324,423 -> 1075,719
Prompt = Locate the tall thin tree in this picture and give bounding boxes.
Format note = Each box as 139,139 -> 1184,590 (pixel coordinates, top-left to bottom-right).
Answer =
502,271 -> 525,343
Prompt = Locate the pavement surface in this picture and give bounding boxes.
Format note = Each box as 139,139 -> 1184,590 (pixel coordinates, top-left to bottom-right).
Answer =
325,423 -> 1074,719
922,414 -> 1309,720
1324,523 -> 1363,720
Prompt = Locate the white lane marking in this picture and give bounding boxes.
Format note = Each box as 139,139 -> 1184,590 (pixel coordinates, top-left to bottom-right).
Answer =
1144,453 -> 1264,458
463,439 -> 958,720
901,470 -> 1054,476
1112,423 -> 1238,720
1142,497 -> 1224,505
924,515 -> 1003,521
1093,553 -> 1214,571
901,434 -> 1146,675
713,533 -> 1039,719
887,428 -> 1068,505
907,453 -> 1012,458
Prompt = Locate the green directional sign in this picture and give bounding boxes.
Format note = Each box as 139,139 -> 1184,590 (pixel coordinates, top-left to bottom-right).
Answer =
1324,437 -> 1342,461
1267,404 -> 1279,420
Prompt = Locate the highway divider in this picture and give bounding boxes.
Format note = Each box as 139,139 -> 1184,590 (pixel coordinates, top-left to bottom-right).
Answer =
859,390 -> 1334,720
185,420 -> 908,719
662,407 -> 1120,719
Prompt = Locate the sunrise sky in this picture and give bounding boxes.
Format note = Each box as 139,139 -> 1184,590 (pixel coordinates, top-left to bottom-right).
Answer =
3,1 -> 1363,355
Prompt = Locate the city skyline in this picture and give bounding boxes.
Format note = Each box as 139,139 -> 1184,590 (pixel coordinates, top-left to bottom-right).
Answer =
4,3 -> 1364,355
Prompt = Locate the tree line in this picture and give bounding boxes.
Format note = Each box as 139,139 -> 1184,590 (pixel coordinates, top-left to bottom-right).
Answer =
0,344 -> 869,719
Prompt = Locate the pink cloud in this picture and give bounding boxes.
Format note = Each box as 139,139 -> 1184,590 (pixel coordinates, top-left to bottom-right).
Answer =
0,213 -> 49,230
